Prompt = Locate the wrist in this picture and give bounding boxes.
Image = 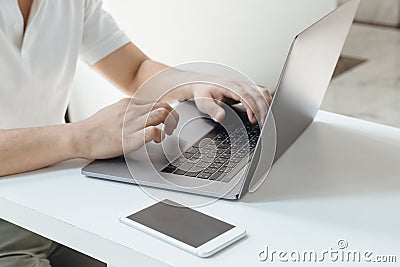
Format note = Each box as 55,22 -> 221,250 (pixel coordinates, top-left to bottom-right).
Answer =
165,84 -> 195,103
65,121 -> 90,159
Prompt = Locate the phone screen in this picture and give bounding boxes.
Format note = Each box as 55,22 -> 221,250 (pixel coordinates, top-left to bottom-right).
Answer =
126,199 -> 235,248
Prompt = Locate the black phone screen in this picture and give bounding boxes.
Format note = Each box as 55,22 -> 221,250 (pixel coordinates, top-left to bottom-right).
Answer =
126,199 -> 234,248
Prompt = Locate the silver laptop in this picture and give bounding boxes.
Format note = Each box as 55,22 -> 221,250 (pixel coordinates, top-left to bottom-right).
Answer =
82,0 -> 359,200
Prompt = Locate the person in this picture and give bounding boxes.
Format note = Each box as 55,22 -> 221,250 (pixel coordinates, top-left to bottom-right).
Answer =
0,0 -> 272,266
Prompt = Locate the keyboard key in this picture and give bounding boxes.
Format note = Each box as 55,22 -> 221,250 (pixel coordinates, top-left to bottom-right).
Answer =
199,148 -> 211,154
214,135 -> 227,141
190,165 -> 207,173
217,143 -> 229,149
187,147 -> 199,154
179,162 -> 195,171
201,157 -> 215,163
209,162 -> 223,169
231,143 -> 241,149
205,144 -> 217,150
215,157 -> 227,164
209,172 -> 224,181
203,167 -> 218,174
172,157 -> 185,165
223,167 -> 233,173
185,171 -> 200,177
191,153 -> 202,159
183,152 -> 194,158
216,148 -> 226,154
173,169 -> 186,175
162,164 -> 176,173
225,162 -> 237,168
230,157 -> 243,163
195,162 -> 211,168
219,153 -> 231,159
221,138 -> 231,144
197,172 -> 212,179
236,152 -> 248,158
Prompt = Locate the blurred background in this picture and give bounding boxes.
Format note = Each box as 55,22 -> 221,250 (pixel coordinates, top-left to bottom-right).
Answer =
69,0 -> 400,128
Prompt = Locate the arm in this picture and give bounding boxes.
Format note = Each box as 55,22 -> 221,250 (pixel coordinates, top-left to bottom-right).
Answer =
93,43 -> 272,124
1,43 -> 178,177
92,42 -> 193,103
1,42 -> 269,177
0,98 -> 178,177
0,124 -> 81,177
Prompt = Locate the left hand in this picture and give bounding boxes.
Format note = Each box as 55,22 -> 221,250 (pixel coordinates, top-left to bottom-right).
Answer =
192,81 -> 272,126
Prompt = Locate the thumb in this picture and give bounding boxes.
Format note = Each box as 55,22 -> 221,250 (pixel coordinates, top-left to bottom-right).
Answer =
195,97 -> 225,122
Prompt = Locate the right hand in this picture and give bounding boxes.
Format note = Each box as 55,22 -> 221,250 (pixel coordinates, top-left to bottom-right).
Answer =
77,98 -> 179,160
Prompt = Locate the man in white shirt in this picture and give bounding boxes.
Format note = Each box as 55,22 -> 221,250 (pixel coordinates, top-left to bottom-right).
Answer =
0,0 -> 271,266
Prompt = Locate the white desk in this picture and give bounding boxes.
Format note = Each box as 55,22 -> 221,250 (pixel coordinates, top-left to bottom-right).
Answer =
1,111 -> 400,267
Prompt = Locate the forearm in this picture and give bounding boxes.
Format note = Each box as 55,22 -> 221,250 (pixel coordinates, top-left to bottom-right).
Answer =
0,123 -> 83,177
129,59 -> 195,103
92,43 -> 195,103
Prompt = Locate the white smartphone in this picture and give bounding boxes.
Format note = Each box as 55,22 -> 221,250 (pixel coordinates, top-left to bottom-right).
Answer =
120,199 -> 246,258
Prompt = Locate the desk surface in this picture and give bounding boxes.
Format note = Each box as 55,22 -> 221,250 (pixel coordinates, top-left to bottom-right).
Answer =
1,111 -> 400,267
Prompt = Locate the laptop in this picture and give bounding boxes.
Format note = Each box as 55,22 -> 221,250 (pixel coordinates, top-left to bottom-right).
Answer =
82,0 -> 360,200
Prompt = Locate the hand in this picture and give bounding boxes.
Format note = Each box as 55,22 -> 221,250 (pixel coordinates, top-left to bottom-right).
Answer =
77,98 -> 179,159
192,81 -> 272,126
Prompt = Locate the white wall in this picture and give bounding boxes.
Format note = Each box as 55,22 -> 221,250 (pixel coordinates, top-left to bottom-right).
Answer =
69,0 -> 336,121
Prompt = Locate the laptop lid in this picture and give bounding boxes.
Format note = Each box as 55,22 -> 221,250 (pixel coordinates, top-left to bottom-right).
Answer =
244,0 -> 360,193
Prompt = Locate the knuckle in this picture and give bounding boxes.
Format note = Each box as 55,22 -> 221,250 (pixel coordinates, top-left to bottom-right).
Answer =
241,92 -> 252,101
155,108 -> 169,118
262,90 -> 271,98
159,101 -> 171,109
155,101 -> 171,110
146,126 -> 158,137
262,87 -> 270,93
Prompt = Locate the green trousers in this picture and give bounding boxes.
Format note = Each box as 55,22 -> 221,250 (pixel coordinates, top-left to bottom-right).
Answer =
0,219 -> 105,267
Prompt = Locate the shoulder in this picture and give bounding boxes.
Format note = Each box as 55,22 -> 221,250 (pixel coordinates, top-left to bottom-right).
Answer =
47,0 -> 103,19
83,0 -> 103,12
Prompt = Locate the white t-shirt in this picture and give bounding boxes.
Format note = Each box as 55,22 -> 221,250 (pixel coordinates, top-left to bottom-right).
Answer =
0,0 -> 130,129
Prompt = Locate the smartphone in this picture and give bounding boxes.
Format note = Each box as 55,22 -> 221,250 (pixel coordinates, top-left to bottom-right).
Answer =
120,199 -> 246,258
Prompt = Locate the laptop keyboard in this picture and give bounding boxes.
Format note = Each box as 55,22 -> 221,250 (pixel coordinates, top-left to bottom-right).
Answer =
161,121 -> 260,183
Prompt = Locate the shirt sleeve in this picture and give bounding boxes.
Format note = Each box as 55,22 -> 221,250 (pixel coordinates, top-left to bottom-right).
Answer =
80,0 -> 130,65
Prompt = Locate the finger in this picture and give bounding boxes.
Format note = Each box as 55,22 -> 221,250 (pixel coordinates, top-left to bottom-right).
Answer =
119,98 -> 155,113
145,107 -> 178,135
235,81 -> 268,125
144,126 -> 165,143
150,102 -> 179,126
129,98 -> 156,105
195,96 -> 226,122
144,103 -> 179,134
127,101 -> 179,124
124,126 -> 165,152
259,87 -> 273,105
126,101 -> 165,114
235,82 -> 266,123
208,83 -> 255,122
129,107 -> 178,135
257,87 -> 272,126
224,84 -> 259,124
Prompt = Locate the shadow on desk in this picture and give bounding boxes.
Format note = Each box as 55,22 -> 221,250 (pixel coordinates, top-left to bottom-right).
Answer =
243,120 -> 400,203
